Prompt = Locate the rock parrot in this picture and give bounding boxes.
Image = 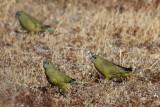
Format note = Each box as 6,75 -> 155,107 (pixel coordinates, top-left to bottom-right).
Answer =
91,55 -> 133,79
15,11 -> 54,33
43,61 -> 88,91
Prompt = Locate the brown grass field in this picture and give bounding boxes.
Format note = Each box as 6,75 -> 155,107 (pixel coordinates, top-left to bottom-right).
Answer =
0,0 -> 160,106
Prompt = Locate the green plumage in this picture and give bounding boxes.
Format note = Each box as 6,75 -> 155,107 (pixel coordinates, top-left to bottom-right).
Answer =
43,61 -> 88,91
16,11 -> 54,33
91,55 -> 132,79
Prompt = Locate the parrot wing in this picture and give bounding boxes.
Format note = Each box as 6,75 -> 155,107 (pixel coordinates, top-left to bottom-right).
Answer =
59,73 -> 89,84
104,61 -> 132,75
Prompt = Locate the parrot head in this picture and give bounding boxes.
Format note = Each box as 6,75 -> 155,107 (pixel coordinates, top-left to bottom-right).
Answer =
15,11 -> 22,18
91,55 -> 103,64
16,12 -> 20,16
15,11 -> 27,19
43,61 -> 54,69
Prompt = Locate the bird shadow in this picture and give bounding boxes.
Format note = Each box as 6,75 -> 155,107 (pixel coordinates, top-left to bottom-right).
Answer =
111,77 -> 130,83
37,86 -> 68,97
37,86 -> 48,93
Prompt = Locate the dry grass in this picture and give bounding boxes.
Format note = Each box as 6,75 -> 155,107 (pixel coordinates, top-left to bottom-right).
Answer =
0,0 -> 160,106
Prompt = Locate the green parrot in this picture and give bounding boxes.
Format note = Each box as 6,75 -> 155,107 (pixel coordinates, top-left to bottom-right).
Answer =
15,11 -> 54,33
91,55 -> 133,79
43,61 -> 88,91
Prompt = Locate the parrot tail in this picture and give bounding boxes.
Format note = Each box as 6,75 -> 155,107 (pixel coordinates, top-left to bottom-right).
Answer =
47,29 -> 61,35
118,70 -> 132,74
70,81 -> 89,84
108,70 -> 132,75
41,25 -> 54,33
123,67 -> 132,72
65,80 -> 89,84
47,28 -> 55,33
41,25 -> 50,29
41,25 -> 61,34
131,74 -> 144,77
